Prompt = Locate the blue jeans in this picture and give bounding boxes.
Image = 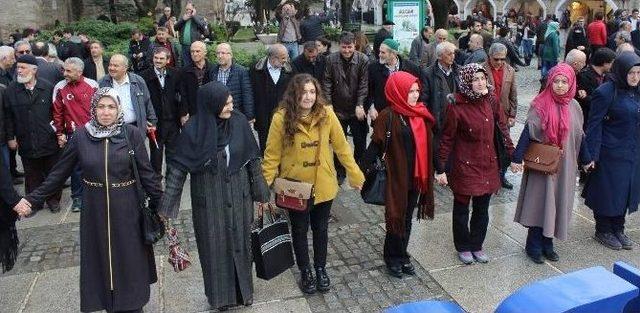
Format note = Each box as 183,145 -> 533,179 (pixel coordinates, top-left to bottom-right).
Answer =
0,144 -> 9,171
521,39 -> 534,58
541,60 -> 558,78
181,45 -> 193,68
283,42 -> 299,60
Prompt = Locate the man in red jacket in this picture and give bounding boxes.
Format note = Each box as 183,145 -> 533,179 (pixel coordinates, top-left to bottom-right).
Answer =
587,12 -> 608,55
52,57 -> 98,212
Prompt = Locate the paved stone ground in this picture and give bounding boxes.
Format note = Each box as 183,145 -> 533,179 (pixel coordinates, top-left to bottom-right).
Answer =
1,59 -> 640,313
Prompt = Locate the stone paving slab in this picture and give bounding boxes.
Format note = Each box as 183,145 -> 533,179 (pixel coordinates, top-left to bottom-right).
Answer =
0,272 -> 36,312
429,254 -> 561,313
553,236 -> 640,272
22,267 -> 79,313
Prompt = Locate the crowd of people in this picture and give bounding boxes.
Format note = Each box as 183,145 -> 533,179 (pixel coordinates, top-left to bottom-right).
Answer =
0,2 -> 638,312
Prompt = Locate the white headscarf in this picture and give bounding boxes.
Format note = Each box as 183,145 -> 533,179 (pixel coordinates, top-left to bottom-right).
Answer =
84,87 -> 124,139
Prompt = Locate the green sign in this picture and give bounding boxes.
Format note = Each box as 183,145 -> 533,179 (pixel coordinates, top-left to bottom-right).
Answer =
387,0 -> 424,53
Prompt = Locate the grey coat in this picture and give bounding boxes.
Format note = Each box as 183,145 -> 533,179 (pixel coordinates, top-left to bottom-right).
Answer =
159,153 -> 270,308
99,73 -> 158,135
514,101 -> 584,240
464,48 -> 488,65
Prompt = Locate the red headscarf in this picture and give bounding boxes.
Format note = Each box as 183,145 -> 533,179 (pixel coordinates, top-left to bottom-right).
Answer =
532,63 -> 576,147
384,71 -> 435,192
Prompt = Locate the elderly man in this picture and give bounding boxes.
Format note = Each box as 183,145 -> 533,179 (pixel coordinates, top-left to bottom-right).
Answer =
609,21 -> 633,50
210,43 -> 254,121
565,49 -> 587,73
175,2 -> 209,67
148,27 -> 180,69
482,43 -> 517,189
4,55 -> 62,214
83,41 -> 109,81
368,38 -> 422,119
52,57 -> 98,212
464,34 -> 488,64
418,28 -> 449,69
424,42 -> 459,147
98,54 -> 157,135
0,46 -> 15,85
291,41 -> 326,82
251,43 -> 292,153
140,48 -> 181,176
32,41 -> 64,85
179,41 -> 211,121
324,31 -> 369,184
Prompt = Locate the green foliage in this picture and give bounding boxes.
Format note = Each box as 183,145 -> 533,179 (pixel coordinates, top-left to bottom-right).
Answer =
136,17 -> 155,35
323,24 -> 342,41
207,44 -> 267,68
232,27 -> 257,42
210,23 -> 229,42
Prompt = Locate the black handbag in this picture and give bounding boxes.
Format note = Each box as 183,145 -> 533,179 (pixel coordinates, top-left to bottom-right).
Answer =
361,113 -> 392,205
494,122 -> 510,172
123,127 -> 165,245
251,203 -> 295,280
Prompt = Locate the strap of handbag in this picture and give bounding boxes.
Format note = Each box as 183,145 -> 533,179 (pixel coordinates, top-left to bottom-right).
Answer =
381,112 -> 393,159
122,126 -> 147,211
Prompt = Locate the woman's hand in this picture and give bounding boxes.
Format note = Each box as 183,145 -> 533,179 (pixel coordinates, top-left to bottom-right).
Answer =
351,184 -> 363,191
582,161 -> 595,172
435,173 -> 448,186
13,198 -> 32,218
510,162 -> 523,173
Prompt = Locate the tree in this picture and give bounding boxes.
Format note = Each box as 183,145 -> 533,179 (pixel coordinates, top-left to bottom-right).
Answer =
163,0 -> 183,16
432,0 -> 451,29
108,0 -> 118,23
132,0 -> 158,17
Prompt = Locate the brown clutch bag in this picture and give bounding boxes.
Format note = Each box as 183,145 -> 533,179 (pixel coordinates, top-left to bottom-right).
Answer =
523,142 -> 562,175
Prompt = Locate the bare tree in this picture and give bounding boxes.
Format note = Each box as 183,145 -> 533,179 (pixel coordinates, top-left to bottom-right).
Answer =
433,0 -> 452,29
109,0 -> 118,23
132,0 -> 159,16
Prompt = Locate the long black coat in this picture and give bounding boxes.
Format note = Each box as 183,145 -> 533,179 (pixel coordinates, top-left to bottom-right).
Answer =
424,62 -> 460,134
83,57 -> 109,81
178,61 -> 212,116
291,53 -> 326,83
129,37 -> 152,73
140,67 -> 181,142
367,56 -> 422,111
576,65 -> 603,130
210,63 -> 255,120
250,57 -> 292,138
25,125 -> 162,312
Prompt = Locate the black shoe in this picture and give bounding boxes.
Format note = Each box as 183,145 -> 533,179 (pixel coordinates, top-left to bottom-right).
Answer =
615,232 -> 634,250
299,268 -> 316,294
48,202 -> 61,213
501,178 -> 513,189
71,198 -> 82,212
401,263 -> 416,275
527,252 -> 544,264
315,267 -> 330,292
543,250 -> 559,262
594,232 -> 622,250
387,265 -> 403,278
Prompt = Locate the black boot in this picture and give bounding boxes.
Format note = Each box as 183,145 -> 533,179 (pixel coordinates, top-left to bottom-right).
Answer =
299,268 -> 316,294
315,267 -> 330,292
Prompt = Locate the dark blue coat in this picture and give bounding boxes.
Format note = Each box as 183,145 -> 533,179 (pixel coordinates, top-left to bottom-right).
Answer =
210,63 -> 255,120
582,82 -> 640,216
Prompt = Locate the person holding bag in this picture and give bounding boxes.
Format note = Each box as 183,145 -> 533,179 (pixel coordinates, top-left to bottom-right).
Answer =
435,63 -> 514,265
262,73 -> 365,294
361,71 -> 436,278
511,63 -> 592,264
158,81 -> 270,311
582,52 -> 640,250
15,87 -> 163,313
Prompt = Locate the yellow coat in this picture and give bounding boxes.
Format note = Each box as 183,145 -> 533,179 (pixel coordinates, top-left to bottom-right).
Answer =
262,106 -> 365,204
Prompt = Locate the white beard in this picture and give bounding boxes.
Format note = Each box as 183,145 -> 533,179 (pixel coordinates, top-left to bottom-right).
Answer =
16,73 -> 33,84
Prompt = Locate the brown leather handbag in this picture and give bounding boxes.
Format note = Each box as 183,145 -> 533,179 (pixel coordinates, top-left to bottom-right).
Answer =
523,142 -> 562,175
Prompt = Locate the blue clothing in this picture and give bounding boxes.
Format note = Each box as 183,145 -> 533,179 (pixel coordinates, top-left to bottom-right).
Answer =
582,82 -> 640,216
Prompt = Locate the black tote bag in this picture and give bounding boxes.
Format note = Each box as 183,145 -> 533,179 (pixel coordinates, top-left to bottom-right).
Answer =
361,113 -> 392,205
251,204 -> 295,280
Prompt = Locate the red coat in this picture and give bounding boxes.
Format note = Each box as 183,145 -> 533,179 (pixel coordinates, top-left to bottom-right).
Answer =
52,77 -> 98,136
437,93 -> 514,196
587,20 -> 607,46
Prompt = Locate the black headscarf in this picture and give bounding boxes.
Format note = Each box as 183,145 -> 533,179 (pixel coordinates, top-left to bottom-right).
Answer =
612,51 -> 640,90
169,81 -> 259,173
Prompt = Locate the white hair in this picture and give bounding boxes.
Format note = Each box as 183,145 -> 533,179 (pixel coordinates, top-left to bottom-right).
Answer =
65,57 -> 85,72
488,43 -> 507,56
565,49 -> 586,64
0,46 -> 14,60
13,40 -> 30,50
436,42 -> 456,58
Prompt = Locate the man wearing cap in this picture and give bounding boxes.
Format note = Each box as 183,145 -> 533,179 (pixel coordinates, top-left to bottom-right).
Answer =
3,54 -> 62,214
373,20 -> 394,60
367,38 -> 422,121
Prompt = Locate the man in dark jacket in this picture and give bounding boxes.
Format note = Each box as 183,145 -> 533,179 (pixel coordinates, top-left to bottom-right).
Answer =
3,55 -> 62,213
367,39 -> 422,119
323,32 -> 369,182
251,44 -> 292,153
424,41 -> 459,148
0,83 -> 9,173
31,41 -> 64,85
129,29 -> 152,74
178,41 -> 211,121
292,41 -> 326,83
373,20 -> 394,60
140,47 -> 181,175
83,41 -> 109,81
210,43 -> 254,121
299,9 -> 329,43
147,27 -> 181,69
175,2 -> 210,67
0,46 -> 15,87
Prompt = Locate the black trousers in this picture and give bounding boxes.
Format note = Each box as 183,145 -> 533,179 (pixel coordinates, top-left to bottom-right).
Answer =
334,117 -> 368,179
526,226 -> 554,256
23,154 -> 62,210
594,213 -> 626,233
257,126 -> 268,156
148,122 -> 178,176
384,191 -> 418,267
452,193 -> 491,252
289,200 -> 333,270
9,148 -> 18,175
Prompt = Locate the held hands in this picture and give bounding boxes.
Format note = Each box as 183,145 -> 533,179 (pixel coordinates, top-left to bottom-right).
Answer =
577,90 -> 587,99
435,173 -> 448,186
57,134 -> 67,148
507,117 -> 516,127
583,161 -> 596,172
510,162 -> 524,173
8,139 -> 18,150
355,106 -> 366,121
180,114 -> 190,126
13,198 -> 32,218
368,107 -> 378,121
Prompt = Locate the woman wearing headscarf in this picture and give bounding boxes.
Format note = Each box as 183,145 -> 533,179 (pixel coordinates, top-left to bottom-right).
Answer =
541,21 -> 561,78
262,74 -> 364,294
159,81 -> 270,311
582,52 -> 640,250
361,71 -> 435,278
435,63 -> 514,265
511,63 -> 591,264
19,87 -> 163,312
0,155 -> 22,273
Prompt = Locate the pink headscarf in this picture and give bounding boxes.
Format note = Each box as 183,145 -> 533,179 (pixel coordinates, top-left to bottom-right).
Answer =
532,63 -> 576,147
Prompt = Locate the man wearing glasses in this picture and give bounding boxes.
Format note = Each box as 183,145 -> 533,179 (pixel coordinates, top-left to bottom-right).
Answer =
482,42 -> 517,189
209,43 -> 254,122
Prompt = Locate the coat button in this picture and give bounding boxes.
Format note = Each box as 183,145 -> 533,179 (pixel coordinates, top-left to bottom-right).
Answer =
485,118 -> 489,122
